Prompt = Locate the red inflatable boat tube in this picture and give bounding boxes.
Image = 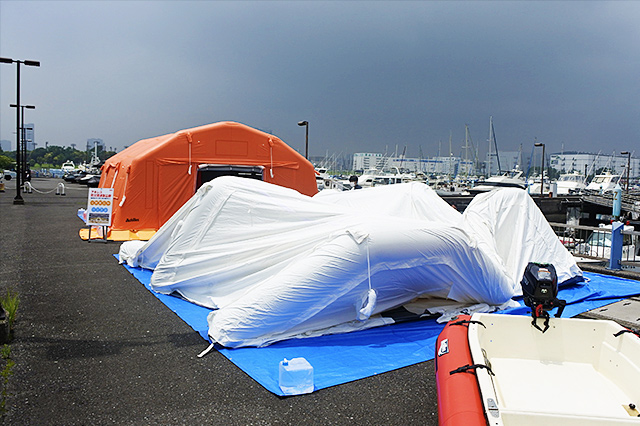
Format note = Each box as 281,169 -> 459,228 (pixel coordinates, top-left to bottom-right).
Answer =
435,315 -> 486,426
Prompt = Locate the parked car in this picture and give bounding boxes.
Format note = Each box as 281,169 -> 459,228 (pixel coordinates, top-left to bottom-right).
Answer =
3,170 -> 16,180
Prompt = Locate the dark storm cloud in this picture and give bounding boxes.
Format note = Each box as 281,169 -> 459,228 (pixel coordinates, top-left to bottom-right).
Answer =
1,1 -> 638,159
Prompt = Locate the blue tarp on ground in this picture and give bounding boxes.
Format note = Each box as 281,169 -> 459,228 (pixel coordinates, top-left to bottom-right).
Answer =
116,255 -> 640,396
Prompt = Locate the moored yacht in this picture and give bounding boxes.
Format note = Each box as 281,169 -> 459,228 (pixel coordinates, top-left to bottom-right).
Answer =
584,171 -> 621,194
555,171 -> 586,195
357,167 -> 415,187
315,167 -> 331,191
526,174 -> 550,195
469,169 -> 526,194
61,160 -> 75,172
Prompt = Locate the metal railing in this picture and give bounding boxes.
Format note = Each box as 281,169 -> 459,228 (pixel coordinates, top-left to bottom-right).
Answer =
583,192 -> 640,216
549,221 -> 640,267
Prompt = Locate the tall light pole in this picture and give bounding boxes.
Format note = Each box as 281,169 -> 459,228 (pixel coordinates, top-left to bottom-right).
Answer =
0,57 -> 40,204
534,142 -> 545,197
10,104 -> 35,184
298,120 -> 309,159
621,151 -> 631,193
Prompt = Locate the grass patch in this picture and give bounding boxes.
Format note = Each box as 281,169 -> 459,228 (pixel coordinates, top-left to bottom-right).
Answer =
0,344 -> 14,416
0,290 -> 19,331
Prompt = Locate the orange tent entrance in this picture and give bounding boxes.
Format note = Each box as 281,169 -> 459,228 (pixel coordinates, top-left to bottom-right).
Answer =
83,121 -> 317,241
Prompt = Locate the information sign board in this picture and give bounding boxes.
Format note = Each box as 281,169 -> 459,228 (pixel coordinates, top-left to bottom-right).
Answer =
86,188 -> 114,226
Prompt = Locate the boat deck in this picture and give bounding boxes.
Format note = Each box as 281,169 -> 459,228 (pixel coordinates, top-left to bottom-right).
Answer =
469,313 -> 640,425
494,357 -> 633,422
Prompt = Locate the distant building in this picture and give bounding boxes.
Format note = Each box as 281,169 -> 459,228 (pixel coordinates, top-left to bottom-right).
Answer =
24,123 -> 35,151
351,150 -> 637,179
384,155 -> 464,175
86,138 -> 105,151
353,152 -> 474,176
352,153 -> 384,171
550,152 -> 637,178
0,139 -> 11,152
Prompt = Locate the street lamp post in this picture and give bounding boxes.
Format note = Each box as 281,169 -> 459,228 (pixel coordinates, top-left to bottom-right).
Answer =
534,142 -> 545,197
10,104 -> 35,184
298,121 -> 309,159
621,151 -> 631,193
0,56 -> 40,204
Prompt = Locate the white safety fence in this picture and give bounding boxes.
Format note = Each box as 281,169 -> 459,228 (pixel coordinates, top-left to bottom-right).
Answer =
1,179 -> 86,196
21,181 -> 68,195
550,221 -> 640,267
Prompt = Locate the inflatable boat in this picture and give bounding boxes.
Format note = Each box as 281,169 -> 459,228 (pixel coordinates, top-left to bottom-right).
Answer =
435,312 -> 640,425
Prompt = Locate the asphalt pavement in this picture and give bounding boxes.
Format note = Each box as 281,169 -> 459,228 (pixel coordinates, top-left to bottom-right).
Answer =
0,178 -> 439,425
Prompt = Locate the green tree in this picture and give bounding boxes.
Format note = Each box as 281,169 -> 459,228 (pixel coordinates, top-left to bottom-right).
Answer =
28,147 -> 47,166
0,155 -> 14,170
43,152 -> 54,164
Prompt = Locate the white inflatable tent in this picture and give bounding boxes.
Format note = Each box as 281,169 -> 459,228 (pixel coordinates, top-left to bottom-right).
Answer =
119,177 -> 582,347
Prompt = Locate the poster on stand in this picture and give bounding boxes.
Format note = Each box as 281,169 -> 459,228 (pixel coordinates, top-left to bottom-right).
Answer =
87,188 -> 114,226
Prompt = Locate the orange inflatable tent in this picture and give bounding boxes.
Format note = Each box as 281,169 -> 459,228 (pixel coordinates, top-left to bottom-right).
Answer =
91,121 -> 317,241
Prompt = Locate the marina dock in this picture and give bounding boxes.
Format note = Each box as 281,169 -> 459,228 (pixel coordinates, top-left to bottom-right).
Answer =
1,178 -> 638,425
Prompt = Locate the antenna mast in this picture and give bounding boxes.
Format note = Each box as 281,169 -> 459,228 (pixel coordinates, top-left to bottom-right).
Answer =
487,117 -> 492,176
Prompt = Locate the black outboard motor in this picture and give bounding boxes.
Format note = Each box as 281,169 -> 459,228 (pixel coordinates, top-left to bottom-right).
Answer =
521,262 -> 566,333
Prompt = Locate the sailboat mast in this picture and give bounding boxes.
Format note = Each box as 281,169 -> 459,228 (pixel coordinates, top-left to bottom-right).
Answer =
489,116 -> 502,174
516,143 -> 523,179
487,117 -> 493,177
449,130 -> 453,179
463,124 -> 474,176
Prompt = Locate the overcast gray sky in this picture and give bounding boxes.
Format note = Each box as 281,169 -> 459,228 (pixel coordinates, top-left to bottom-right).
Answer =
1,1 -> 638,160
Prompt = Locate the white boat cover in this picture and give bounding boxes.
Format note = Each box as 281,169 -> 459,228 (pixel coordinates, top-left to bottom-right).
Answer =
119,177 -> 582,347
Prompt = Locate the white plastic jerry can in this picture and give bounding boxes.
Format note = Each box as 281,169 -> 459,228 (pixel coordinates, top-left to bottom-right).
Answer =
278,357 -> 314,395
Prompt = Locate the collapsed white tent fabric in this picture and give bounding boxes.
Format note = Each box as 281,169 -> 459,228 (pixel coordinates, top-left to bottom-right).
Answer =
462,189 -> 583,292
313,185 -> 582,296
119,177 -> 582,347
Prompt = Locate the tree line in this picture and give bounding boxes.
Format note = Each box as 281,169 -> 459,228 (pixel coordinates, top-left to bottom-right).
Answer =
0,145 -> 117,170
